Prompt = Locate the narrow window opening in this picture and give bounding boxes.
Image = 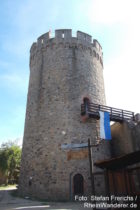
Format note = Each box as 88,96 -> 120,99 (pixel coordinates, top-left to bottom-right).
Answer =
83,97 -> 90,114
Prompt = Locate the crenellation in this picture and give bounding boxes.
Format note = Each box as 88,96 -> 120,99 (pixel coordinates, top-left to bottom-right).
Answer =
31,30 -> 102,53
55,29 -> 72,39
38,32 -> 50,41
77,31 -> 92,43
30,42 -> 37,53
30,30 -> 103,65
93,39 -> 102,52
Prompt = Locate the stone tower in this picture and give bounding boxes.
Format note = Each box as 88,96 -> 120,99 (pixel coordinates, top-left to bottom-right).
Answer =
19,29 -> 111,200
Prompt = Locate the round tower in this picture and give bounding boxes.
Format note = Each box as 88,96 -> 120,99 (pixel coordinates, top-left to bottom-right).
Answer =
19,29 -> 110,200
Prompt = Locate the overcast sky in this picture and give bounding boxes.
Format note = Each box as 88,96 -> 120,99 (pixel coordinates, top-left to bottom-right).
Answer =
0,0 -> 140,145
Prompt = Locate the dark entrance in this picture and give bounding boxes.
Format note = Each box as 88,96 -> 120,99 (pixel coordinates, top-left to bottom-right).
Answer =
73,174 -> 84,195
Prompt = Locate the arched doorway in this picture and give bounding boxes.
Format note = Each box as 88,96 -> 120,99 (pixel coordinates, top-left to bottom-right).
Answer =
73,174 -> 84,195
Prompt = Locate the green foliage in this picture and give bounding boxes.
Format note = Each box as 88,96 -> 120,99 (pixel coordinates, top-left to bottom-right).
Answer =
0,141 -> 21,184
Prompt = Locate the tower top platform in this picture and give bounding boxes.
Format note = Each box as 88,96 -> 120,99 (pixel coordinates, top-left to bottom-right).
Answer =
30,29 -> 103,65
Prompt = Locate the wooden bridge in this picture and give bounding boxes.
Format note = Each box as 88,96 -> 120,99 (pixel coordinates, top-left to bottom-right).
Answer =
81,101 -> 135,122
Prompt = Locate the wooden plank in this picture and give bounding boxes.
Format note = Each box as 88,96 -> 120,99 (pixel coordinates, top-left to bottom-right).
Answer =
67,149 -> 88,160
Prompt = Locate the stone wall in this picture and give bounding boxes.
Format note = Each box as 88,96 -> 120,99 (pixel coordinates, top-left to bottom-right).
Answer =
19,29 -> 111,200
111,122 -> 134,157
111,120 -> 140,156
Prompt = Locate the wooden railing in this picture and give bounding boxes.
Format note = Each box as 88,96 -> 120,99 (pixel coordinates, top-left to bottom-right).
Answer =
81,102 -> 135,122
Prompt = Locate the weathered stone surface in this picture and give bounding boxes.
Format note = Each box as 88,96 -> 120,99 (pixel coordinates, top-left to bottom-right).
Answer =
111,120 -> 140,156
19,29 -> 111,200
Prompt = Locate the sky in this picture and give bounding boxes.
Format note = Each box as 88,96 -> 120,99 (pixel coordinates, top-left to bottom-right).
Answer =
0,0 -> 140,146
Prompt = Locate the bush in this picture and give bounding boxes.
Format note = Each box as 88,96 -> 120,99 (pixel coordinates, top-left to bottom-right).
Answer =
0,141 -> 21,184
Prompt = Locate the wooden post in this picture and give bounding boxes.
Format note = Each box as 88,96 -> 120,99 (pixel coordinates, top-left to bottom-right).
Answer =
123,170 -> 129,195
88,138 -> 96,209
88,138 -> 95,194
105,169 -> 111,210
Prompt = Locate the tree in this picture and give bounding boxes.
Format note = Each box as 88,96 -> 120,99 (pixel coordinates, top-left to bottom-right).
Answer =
0,141 -> 21,184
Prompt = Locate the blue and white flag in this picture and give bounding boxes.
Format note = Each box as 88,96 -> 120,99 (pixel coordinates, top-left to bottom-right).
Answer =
99,111 -> 111,140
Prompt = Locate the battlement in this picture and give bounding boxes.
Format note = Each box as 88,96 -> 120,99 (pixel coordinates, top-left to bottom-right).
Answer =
55,29 -> 72,39
30,29 -> 103,66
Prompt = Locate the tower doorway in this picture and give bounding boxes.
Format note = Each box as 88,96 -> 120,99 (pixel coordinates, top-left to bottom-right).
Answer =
73,174 -> 84,195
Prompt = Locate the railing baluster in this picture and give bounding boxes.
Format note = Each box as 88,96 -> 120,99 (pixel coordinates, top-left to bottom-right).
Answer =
111,107 -> 112,118
133,112 -> 135,121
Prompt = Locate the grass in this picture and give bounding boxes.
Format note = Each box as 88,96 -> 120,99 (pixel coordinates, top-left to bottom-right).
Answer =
0,184 -> 17,190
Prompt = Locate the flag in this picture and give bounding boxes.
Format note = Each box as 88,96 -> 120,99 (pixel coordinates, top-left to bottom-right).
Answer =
99,111 -> 111,140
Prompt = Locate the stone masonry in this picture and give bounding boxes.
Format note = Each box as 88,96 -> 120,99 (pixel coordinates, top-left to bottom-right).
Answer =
19,29 -> 111,200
